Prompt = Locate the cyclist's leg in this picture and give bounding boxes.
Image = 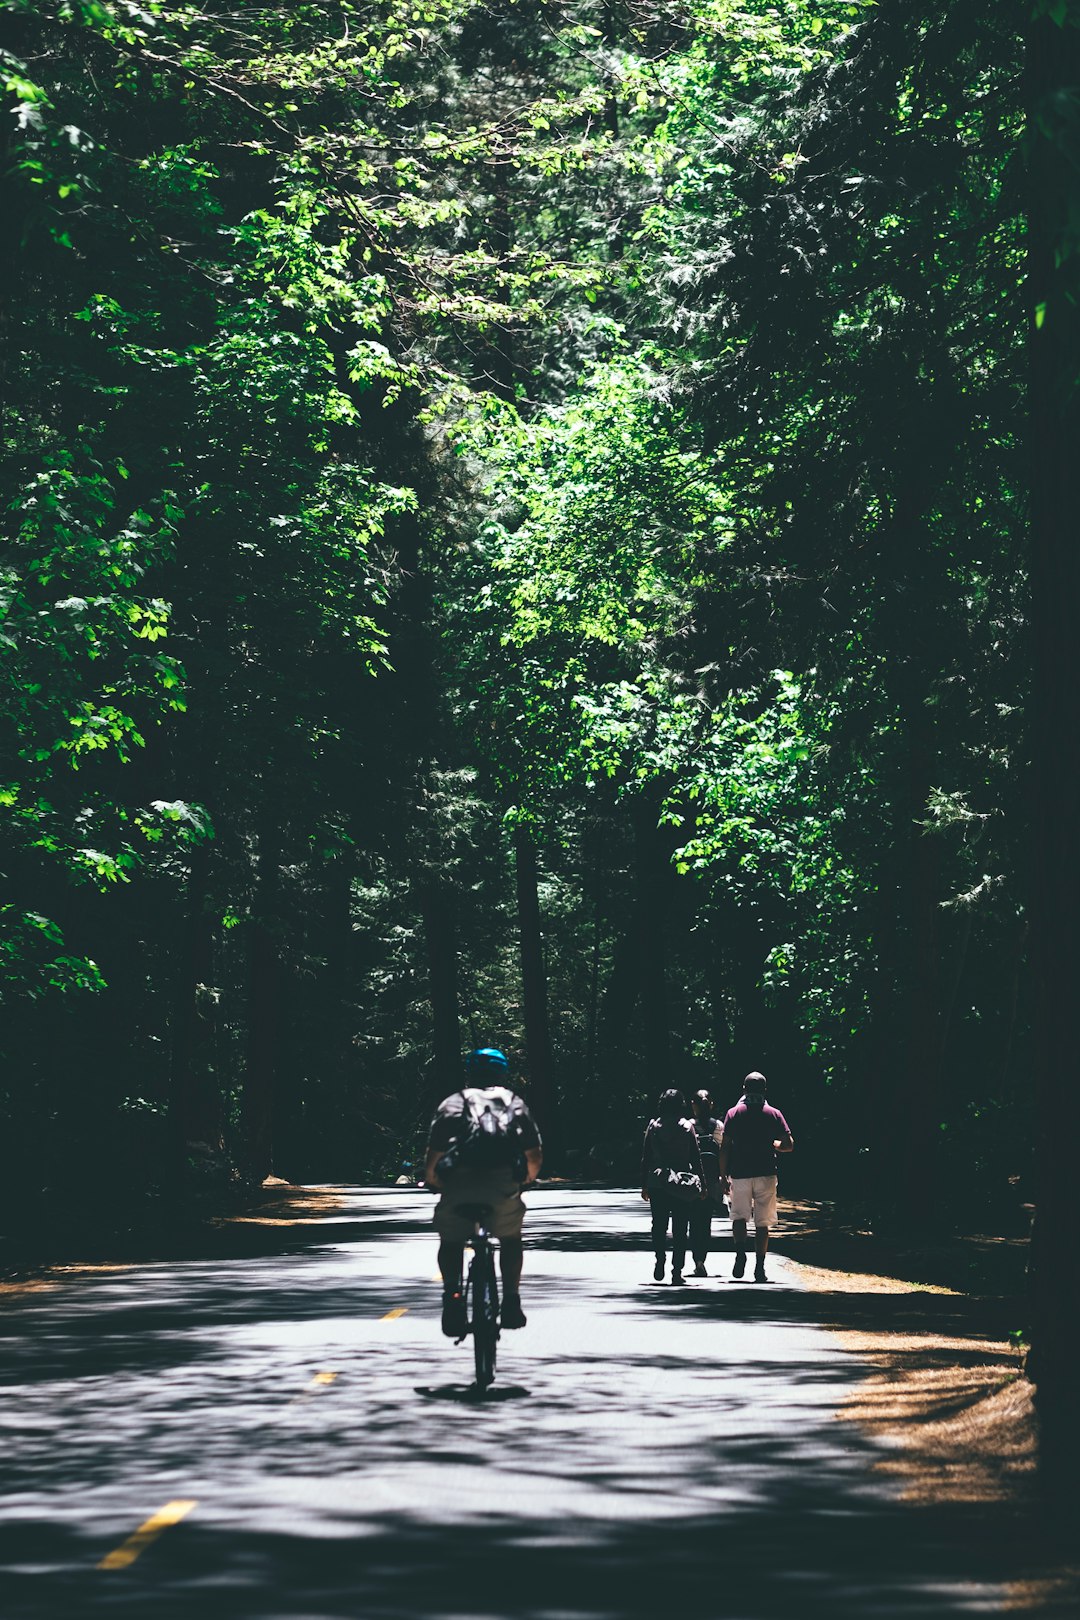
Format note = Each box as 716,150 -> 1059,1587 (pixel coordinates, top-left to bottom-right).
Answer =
438,1241 -> 467,1336
499,1235 -> 522,1294
499,1236 -> 525,1327
438,1241 -> 465,1289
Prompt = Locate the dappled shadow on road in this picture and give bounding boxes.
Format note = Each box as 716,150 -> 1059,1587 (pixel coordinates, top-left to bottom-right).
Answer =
0,1263 -> 440,1387
0,1467 -> 1047,1620
0,1188 -> 1046,1619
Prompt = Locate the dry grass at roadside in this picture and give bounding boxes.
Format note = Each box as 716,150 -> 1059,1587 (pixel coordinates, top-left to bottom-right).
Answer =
225,1182 -> 349,1226
784,1254 -> 1079,1614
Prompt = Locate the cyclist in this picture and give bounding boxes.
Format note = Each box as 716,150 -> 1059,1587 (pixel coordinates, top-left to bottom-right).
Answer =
424,1048 -> 543,1337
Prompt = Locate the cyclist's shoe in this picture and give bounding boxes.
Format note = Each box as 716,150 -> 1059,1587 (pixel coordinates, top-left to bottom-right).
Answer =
501,1296 -> 527,1329
732,1251 -> 747,1279
441,1290 -> 467,1338
754,1265 -> 770,1284
653,1256 -> 665,1282
692,1263 -> 708,1277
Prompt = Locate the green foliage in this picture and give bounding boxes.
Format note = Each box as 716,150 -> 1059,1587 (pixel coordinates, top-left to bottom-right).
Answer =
0,0 -> 1033,1233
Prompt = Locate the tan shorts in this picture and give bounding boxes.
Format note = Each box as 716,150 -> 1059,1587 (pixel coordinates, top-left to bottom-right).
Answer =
433,1168 -> 526,1243
728,1175 -> 778,1228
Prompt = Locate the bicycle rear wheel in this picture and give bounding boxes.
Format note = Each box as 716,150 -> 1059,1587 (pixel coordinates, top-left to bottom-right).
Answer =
471,1247 -> 499,1390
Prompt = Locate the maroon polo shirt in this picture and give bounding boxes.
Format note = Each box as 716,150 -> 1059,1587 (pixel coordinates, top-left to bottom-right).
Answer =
721,1099 -> 792,1179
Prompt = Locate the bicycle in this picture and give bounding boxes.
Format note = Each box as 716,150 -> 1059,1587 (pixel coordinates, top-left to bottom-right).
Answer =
454,1201 -> 500,1391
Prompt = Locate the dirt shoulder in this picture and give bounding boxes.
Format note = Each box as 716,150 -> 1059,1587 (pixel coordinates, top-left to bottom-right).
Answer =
223,1179 -> 351,1226
0,1179 -> 354,1291
774,1206 -> 1078,1615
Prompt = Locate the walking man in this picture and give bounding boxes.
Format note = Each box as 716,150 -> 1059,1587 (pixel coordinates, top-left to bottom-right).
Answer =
688,1088 -> 725,1276
719,1071 -> 793,1283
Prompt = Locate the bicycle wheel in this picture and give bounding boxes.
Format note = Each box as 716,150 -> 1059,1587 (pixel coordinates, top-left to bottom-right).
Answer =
471,1246 -> 499,1391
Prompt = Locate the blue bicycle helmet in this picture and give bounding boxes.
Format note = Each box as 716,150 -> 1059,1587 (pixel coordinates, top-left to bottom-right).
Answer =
465,1047 -> 509,1077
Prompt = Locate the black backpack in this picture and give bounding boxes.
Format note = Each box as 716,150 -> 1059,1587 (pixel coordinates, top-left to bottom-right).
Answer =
437,1087 -> 528,1178
694,1116 -> 721,1170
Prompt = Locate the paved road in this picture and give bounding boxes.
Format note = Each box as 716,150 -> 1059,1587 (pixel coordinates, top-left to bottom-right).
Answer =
0,1189 -> 1011,1618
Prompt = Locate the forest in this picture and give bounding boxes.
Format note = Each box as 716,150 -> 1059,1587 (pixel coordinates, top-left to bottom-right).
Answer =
3,2 -> 1079,1457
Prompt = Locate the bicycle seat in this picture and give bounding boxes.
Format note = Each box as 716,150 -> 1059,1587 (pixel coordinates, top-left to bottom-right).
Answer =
453,1202 -> 495,1222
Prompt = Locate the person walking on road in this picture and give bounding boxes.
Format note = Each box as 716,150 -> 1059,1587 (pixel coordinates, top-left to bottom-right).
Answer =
424,1048 -> 543,1336
719,1071 -> 793,1283
640,1089 -> 706,1286
688,1088 -> 726,1276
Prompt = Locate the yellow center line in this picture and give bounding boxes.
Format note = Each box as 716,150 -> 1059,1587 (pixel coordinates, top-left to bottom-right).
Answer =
285,1370 -> 340,1407
381,1307 -> 409,1320
98,1499 -> 197,1571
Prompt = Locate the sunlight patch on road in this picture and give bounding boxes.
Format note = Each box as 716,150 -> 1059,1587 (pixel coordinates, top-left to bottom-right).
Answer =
98,1499 -> 197,1570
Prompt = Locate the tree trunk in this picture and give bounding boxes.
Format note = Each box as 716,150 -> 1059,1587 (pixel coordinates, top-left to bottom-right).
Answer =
707,911 -> 735,1083
1026,6 -> 1080,1484
864,689 -> 944,1232
244,840 -> 280,1181
586,875 -> 603,1086
420,875 -> 462,1108
169,852 -> 223,1157
514,824 -> 556,1148
633,791 -> 670,1085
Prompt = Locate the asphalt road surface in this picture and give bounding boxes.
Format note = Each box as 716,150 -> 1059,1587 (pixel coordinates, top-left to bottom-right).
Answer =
1,1188 -> 1012,1618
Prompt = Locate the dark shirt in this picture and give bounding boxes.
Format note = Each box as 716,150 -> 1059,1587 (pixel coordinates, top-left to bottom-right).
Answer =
640,1117 -> 704,1188
721,1100 -> 792,1179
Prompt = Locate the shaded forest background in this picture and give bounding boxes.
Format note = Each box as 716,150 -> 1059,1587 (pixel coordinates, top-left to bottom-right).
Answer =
0,0 -> 1058,1264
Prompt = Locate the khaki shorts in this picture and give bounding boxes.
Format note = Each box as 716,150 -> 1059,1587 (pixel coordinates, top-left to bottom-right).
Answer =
433,1168 -> 526,1243
728,1175 -> 778,1228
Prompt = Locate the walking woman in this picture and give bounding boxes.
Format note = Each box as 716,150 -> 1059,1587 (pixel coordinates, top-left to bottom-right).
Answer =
640,1089 -> 706,1285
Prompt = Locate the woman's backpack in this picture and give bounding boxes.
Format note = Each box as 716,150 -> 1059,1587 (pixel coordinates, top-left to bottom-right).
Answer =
650,1167 -> 704,1203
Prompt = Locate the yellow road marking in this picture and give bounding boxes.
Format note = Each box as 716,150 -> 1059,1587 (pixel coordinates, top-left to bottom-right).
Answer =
381,1307 -> 409,1321
98,1500 -> 197,1571
286,1370 -> 339,1407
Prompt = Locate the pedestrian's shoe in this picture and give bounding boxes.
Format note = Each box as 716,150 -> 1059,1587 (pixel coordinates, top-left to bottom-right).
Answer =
754,1265 -> 770,1284
501,1296 -> 527,1329
670,1271 -> 686,1286
653,1256 -> 665,1282
441,1291 -> 467,1338
693,1263 -> 708,1277
732,1251 -> 747,1279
